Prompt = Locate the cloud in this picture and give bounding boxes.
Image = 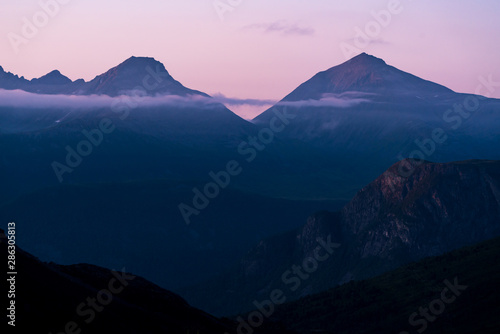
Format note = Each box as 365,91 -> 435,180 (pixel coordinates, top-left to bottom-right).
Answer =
211,93 -> 277,107
0,90 -> 372,120
0,89 -> 282,122
0,89 -> 225,110
242,21 -> 315,36
209,94 -> 277,120
276,92 -> 373,108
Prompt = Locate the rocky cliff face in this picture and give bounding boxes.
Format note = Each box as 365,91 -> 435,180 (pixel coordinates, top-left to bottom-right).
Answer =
182,159 -> 500,316
343,159 -> 500,259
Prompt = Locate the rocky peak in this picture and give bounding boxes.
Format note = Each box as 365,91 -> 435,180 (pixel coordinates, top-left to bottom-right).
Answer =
32,70 -> 72,85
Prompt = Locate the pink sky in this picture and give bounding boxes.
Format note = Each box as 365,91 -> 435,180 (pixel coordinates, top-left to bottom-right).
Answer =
1,0 -> 500,119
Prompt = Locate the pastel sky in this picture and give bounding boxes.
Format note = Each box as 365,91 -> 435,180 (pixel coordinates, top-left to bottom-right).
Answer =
1,0 -> 500,119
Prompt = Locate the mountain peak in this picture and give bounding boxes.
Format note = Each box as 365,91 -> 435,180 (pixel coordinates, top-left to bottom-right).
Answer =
110,56 -> 171,79
32,70 -> 72,85
80,56 -> 206,97
120,56 -> 167,70
346,52 -> 387,66
0,57 -> 208,97
279,53 -> 452,101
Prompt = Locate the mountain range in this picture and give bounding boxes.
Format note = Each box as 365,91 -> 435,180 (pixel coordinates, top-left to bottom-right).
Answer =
1,53 -> 500,331
0,56 -> 206,97
2,53 -> 500,205
0,228 -> 248,334
3,219 -> 500,333
255,53 -> 500,199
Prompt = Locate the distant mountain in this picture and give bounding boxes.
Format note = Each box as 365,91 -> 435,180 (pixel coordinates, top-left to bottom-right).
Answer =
263,235 -> 500,333
0,57 -> 343,293
182,159 -> 500,316
76,56 -> 208,97
0,56 -> 260,204
30,69 -> 72,85
0,56 -> 206,96
0,64 -> 83,94
253,53 -> 500,200
0,65 -> 29,89
0,228 -> 237,334
2,54 -> 500,203
2,56 -> 500,304
276,53 -> 453,101
2,55 -> 500,332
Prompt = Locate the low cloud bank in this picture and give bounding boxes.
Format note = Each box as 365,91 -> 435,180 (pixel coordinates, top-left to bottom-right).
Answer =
277,92 -> 373,108
0,89 -> 372,112
0,89 -> 223,110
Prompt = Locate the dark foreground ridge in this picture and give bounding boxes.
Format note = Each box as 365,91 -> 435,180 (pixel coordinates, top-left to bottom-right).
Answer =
3,226 -> 499,333
261,235 -> 500,333
0,228 -> 237,334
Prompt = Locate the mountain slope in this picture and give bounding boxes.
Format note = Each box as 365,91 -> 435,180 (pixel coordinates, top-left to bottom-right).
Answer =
0,179 -> 345,290
0,228 -> 236,334
263,235 -> 500,333
0,65 -> 84,94
30,69 -> 72,85
0,56 -> 206,97
252,53 -> 500,200
181,159 -> 500,316
76,56 -> 208,97
2,54 -> 500,204
277,52 -> 453,101
0,65 -> 30,89
0,56 -> 262,204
